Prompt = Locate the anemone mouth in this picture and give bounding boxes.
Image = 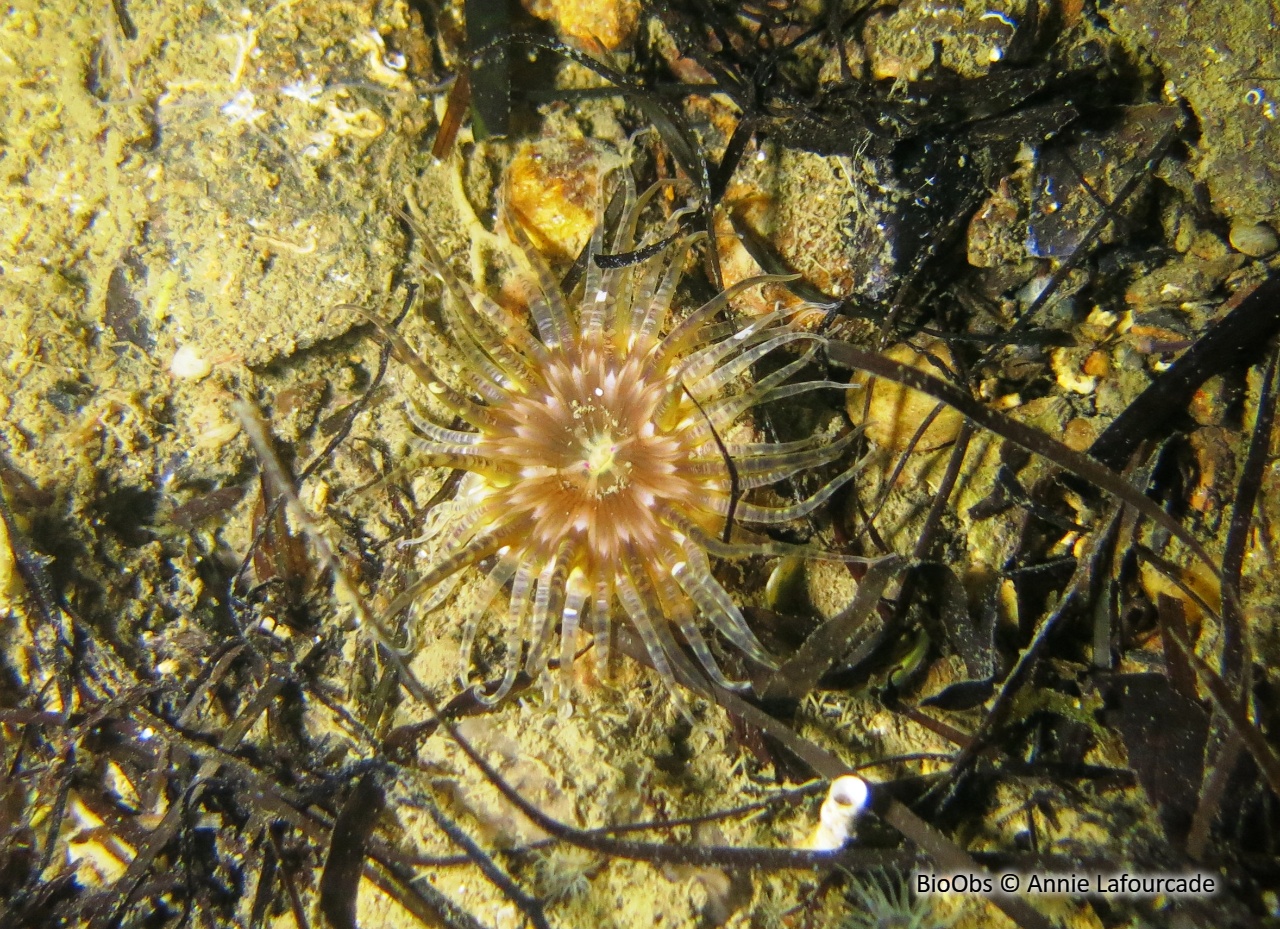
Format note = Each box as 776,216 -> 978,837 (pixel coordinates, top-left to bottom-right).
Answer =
379,180 -> 863,711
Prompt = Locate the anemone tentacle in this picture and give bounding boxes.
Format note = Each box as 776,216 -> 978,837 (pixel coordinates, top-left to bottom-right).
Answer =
350,304 -> 497,428
468,560 -> 533,706
449,274 -> 550,370
502,204 -> 577,349
590,578 -> 613,674
670,538 -> 776,668
649,556 -> 749,691
652,272 -> 800,368
616,555 -> 688,711
459,552 -> 520,684
525,538 -> 574,676
687,428 -> 860,487
703,461 -> 864,524
404,408 -> 482,446
686,330 -> 826,400
632,237 -> 695,344
557,569 -> 591,708
680,346 -> 821,437
438,301 -> 520,402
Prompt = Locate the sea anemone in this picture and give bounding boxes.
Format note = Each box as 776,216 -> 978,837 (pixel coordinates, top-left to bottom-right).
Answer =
367,177 -> 860,709
839,868 -> 952,929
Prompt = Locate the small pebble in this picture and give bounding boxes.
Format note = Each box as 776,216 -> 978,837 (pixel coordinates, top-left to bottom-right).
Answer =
1082,349 -> 1111,378
1062,418 -> 1095,452
170,345 -> 212,380
522,0 -> 639,50
504,138 -> 605,262
847,339 -> 965,452
1228,220 -> 1278,258
1050,348 -> 1097,396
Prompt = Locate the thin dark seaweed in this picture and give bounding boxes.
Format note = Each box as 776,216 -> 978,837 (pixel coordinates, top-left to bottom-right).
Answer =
1164,626 -> 1280,802
1090,272 -> 1280,469
427,803 -> 552,929
826,339 -> 1222,589
593,232 -> 682,270
912,420 -> 973,560
318,772 -> 385,929
431,71 -> 470,159
1219,342 -> 1278,685
760,555 -> 905,707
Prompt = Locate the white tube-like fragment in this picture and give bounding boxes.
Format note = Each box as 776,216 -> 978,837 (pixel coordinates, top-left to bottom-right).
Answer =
808,775 -> 870,851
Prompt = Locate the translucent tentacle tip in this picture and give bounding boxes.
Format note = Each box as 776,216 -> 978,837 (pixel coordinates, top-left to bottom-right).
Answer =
808,775 -> 871,851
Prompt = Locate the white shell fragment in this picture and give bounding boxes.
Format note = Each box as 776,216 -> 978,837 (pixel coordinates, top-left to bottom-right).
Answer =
1228,219 -> 1279,258
169,345 -> 213,380
808,775 -> 871,850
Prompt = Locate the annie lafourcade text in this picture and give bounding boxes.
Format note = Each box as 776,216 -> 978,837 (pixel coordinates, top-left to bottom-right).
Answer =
915,872 -> 1218,896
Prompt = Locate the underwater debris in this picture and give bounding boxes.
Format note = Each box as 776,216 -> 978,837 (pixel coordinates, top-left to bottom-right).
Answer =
807,775 -> 871,851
